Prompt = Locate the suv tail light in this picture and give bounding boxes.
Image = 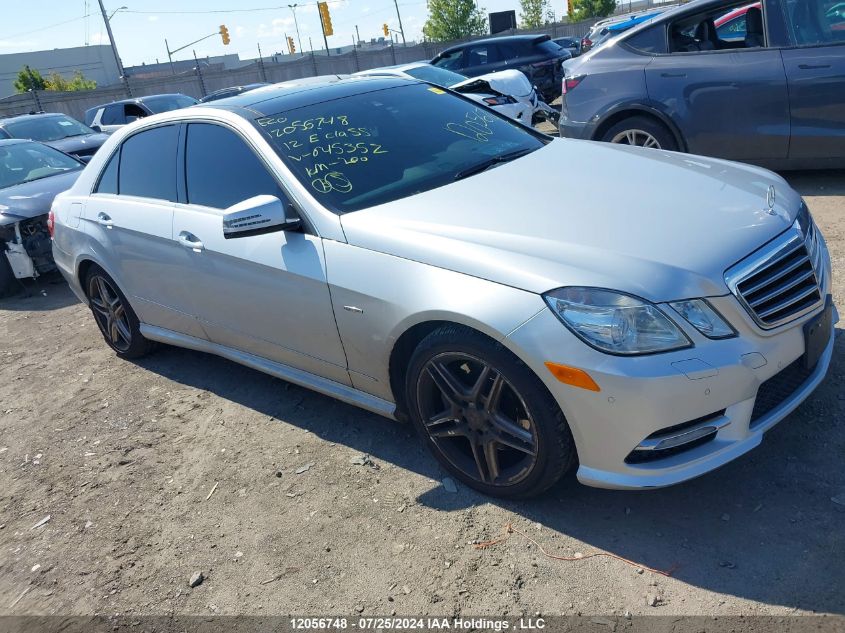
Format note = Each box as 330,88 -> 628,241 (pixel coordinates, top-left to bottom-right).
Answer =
47,210 -> 55,238
562,75 -> 584,95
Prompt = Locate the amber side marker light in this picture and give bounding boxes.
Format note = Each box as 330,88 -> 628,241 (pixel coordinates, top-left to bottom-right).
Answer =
544,362 -> 601,392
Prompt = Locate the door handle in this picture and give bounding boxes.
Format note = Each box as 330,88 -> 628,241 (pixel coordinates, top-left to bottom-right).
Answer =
97,212 -> 113,229
177,231 -> 204,252
660,72 -> 687,78
798,63 -> 831,69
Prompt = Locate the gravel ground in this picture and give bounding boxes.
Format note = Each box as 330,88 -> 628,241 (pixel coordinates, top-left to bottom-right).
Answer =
0,170 -> 843,618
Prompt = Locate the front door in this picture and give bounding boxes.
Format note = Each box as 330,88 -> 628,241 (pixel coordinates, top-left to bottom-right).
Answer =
172,121 -> 350,385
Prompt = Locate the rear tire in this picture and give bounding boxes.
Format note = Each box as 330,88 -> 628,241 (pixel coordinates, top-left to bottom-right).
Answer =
406,325 -> 576,498
601,115 -> 678,151
84,265 -> 155,359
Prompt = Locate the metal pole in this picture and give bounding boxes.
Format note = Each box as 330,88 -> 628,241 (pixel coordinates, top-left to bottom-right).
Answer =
309,37 -> 318,75
355,24 -> 361,45
29,89 -> 43,113
392,0 -> 407,45
165,39 -> 176,75
289,4 -> 304,57
257,43 -> 268,81
193,49 -> 207,97
352,35 -> 360,71
96,0 -> 131,96
390,34 -> 397,64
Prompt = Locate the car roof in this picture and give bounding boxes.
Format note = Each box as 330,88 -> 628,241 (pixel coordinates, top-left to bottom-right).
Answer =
88,93 -> 192,109
0,112 -> 66,126
203,75 -> 415,115
440,33 -> 550,52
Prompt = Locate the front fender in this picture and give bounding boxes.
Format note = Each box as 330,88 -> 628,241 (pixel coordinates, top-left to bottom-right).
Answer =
322,239 -> 546,402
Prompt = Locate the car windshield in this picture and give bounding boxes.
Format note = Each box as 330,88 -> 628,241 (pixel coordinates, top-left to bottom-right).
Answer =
4,115 -> 95,142
0,142 -> 82,189
403,65 -> 467,86
257,83 -> 546,214
142,95 -> 197,113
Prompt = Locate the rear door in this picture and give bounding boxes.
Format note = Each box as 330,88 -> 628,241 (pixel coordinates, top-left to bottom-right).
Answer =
779,0 -> 845,160
172,121 -> 351,385
644,2 -> 790,161
83,123 -> 205,338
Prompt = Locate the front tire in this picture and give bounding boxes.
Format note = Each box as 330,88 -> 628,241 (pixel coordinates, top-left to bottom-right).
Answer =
601,115 -> 678,151
406,325 -> 575,498
84,265 -> 155,359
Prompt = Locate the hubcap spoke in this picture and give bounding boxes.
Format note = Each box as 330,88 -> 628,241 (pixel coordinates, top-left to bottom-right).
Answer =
468,364 -> 491,402
483,372 -> 505,413
468,437 -> 490,483
482,440 -> 500,482
490,413 -> 537,455
426,361 -> 469,406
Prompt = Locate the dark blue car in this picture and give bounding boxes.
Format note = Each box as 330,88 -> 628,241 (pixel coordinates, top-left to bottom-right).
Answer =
559,0 -> 845,169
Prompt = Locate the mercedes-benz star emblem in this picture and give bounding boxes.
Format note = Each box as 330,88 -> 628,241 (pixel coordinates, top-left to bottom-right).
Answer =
766,185 -> 776,214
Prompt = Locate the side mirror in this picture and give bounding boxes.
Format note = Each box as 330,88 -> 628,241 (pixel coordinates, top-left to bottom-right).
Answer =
222,195 -> 301,239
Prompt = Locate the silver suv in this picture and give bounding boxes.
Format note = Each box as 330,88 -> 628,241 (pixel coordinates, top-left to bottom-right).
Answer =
51,76 -> 837,497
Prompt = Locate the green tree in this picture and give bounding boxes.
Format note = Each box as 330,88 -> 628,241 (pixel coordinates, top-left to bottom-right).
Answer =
572,0 -> 616,21
14,65 -> 47,93
520,0 -> 550,28
45,71 -> 97,92
423,0 -> 487,41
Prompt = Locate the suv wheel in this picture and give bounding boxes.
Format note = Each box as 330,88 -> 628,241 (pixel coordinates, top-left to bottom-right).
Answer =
601,115 -> 678,151
84,265 -> 155,359
406,325 -> 576,498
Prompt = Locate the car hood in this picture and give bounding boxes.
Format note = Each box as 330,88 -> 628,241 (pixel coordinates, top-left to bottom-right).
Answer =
44,133 -> 109,155
0,170 -> 81,226
339,139 -> 801,302
450,69 -> 534,97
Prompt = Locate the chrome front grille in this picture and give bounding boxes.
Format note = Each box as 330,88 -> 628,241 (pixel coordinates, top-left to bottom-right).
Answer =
726,208 -> 824,329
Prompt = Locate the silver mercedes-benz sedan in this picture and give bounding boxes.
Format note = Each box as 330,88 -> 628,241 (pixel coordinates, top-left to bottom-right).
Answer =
50,76 -> 837,498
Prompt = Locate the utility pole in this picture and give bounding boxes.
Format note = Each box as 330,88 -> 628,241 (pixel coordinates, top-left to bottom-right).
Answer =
355,24 -> 361,45
257,43 -> 268,82
392,0 -> 406,45
288,4 -> 304,56
193,49 -> 207,97
96,0 -> 131,96
165,39 -> 176,75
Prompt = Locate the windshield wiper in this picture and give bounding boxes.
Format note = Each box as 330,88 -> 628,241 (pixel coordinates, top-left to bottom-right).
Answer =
454,148 -> 536,181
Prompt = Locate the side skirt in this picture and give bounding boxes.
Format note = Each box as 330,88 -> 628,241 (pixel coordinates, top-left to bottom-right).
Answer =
140,324 -> 398,420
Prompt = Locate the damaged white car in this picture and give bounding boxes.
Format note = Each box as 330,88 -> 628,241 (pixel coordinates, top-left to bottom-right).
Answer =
0,139 -> 83,296
354,62 -> 559,125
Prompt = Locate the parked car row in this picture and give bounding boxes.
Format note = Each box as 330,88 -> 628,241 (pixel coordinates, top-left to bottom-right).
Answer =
561,0 -> 845,168
1,92 -> 198,290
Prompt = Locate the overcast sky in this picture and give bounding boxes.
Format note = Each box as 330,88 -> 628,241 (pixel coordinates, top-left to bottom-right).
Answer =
2,0 -> 564,66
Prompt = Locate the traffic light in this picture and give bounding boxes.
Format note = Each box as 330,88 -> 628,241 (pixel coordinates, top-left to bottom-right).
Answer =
567,0 -> 574,16
318,1 -> 333,37
383,23 -> 389,37
287,35 -> 296,54
219,24 -> 230,45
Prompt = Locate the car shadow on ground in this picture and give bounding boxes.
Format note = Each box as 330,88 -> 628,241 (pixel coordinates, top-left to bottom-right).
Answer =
0,272 -> 80,311
782,170 -> 845,196
134,324 -> 845,616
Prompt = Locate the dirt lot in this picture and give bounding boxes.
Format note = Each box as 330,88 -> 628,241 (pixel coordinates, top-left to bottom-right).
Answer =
1,171 -> 844,619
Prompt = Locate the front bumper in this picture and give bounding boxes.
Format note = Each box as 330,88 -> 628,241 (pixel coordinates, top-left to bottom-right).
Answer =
506,294 -> 838,490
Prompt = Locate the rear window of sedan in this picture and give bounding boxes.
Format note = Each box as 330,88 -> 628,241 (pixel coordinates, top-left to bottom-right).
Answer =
256,83 -> 545,214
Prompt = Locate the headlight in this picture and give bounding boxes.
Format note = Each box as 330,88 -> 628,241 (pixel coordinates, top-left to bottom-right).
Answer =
543,288 -> 692,355
669,299 -> 736,339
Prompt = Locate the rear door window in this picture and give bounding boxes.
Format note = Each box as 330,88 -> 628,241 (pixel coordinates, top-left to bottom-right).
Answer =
625,25 -> 670,53
117,125 -> 179,201
101,105 -> 125,125
184,123 -> 288,209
